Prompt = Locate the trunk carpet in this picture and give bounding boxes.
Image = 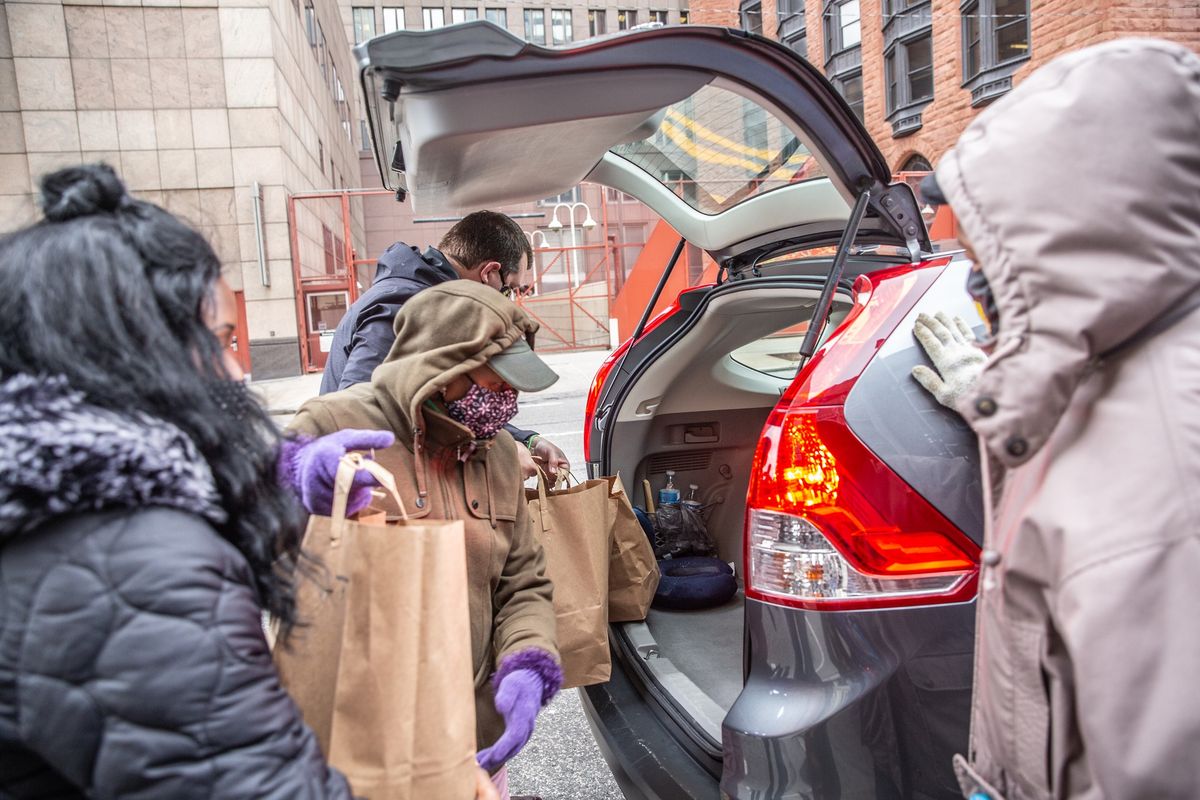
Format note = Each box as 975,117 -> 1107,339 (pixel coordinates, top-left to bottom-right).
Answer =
644,589 -> 745,711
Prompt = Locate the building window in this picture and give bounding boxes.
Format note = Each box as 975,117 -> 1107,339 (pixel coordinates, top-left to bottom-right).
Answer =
486,7 -> 507,26
541,186 -> 582,205
524,9 -> 546,42
423,7 -> 445,28
834,70 -> 863,121
824,0 -> 860,54
679,9 -> 689,23
352,7 -> 376,43
551,9 -> 573,43
884,0 -> 924,15
961,0 -> 1029,105
740,0 -> 763,35
617,9 -> 636,29
778,0 -> 806,57
304,0 -> 317,45
382,6 -> 405,31
885,32 -> 933,113
451,7 -> 478,23
318,139 -> 324,173
589,9 -> 606,35
649,9 -> 667,24
360,118 -> 370,151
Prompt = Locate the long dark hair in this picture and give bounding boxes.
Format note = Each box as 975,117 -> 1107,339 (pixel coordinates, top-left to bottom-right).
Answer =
0,164 -> 306,633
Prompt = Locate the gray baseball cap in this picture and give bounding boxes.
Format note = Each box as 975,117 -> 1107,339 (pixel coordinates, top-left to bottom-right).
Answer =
489,337 -> 559,393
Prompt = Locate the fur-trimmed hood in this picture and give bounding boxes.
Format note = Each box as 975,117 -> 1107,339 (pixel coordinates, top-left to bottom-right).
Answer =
0,374 -> 226,540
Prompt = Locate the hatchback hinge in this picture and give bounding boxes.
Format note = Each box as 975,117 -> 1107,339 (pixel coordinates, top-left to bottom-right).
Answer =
870,182 -> 930,262
798,189 -> 871,363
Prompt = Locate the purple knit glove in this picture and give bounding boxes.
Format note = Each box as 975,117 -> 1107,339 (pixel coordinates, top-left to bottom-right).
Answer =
476,648 -> 563,772
278,429 -> 395,516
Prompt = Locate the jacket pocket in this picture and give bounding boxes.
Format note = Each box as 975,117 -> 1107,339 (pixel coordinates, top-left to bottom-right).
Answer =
1008,621 -> 1053,800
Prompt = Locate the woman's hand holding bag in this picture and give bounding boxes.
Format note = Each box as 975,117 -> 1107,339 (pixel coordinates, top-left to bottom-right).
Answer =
279,429 -> 395,516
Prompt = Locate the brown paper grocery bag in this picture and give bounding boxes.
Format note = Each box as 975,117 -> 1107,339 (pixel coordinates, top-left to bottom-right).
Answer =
274,454 -> 477,800
606,475 -> 660,622
526,471 -> 613,689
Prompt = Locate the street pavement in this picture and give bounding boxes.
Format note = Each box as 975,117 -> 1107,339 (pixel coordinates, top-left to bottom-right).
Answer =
253,347 -> 626,800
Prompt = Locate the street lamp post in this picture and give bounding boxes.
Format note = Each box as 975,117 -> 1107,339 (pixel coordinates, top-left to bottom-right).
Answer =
522,229 -> 552,295
547,200 -> 597,288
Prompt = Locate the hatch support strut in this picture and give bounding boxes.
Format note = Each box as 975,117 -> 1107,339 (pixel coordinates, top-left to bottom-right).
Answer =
798,189 -> 871,363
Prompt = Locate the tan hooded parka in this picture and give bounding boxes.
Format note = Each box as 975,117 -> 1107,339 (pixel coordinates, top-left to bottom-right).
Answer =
936,39 -> 1200,799
288,280 -> 559,753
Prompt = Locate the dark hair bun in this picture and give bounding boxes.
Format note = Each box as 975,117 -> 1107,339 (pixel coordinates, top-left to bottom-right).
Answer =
40,163 -> 129,222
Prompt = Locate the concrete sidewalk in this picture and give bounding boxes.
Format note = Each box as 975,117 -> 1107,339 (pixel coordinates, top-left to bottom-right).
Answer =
252,347 -> 611,419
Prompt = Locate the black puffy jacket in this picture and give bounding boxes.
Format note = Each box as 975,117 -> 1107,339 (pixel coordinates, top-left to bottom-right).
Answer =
0,375 -> 351,798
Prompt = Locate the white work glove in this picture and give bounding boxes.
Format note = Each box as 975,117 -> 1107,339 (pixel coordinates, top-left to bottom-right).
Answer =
911,311 -> 986,410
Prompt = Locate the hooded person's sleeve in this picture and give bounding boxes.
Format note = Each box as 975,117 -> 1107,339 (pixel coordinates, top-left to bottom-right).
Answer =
490,484 -> 559,665
337,301 -> 397,391
1053,538 -> 1200,798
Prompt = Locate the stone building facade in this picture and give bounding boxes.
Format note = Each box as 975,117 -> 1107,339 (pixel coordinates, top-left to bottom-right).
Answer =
0,0 -> 365,378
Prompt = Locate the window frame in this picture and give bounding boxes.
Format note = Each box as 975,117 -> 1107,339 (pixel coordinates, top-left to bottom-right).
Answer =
524,8 -> 547,42
960,0 -> 1030,105
485,7 -> 507,27
883,30 -> 933,115
382,6 -> 405,32
422,7 -> 446,29
739,0 -> 764,35
649,9 -> 668,24
551,8 -> 573,43
834,70 -> 863,122
617,9 -> 636,30
351,6 -> 376,44
588,8 -> 606,35
451,7 -> 479,24
679,9 -> 689,24
823,0 -> 860,55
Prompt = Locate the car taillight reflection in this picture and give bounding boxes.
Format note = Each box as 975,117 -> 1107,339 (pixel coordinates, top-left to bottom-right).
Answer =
745,259 -> 979,611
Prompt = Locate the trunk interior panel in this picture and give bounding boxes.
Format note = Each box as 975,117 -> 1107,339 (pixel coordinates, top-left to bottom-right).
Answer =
644,592 -> 745,712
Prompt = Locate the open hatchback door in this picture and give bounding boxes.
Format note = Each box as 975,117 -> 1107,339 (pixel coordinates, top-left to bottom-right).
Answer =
355,22 -> 930,262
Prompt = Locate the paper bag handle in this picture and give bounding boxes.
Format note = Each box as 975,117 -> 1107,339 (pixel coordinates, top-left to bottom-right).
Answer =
330,453 -> 410,543
532,464 -> 552,533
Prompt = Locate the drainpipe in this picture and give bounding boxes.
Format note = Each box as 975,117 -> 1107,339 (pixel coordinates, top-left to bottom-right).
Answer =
252,181 -> 270,287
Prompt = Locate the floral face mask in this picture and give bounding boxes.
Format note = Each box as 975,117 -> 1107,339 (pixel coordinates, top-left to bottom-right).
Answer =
445,383 -> 519,439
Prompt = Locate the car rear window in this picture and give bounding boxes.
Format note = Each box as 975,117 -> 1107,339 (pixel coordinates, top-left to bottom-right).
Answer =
609,84 -> 826,216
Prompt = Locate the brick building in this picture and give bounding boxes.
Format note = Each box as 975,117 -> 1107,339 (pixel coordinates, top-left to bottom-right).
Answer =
688,0 -> 1200,172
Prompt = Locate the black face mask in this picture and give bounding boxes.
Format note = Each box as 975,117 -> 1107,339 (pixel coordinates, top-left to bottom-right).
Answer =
967,266 -> 1000,339
207,378 -> 259,421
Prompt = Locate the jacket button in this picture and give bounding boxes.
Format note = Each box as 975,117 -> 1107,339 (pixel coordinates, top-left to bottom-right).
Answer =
975,397 -> 997,416
1006,436 -> 1029,457
981,549 -> 1002,567
471,500 -> 479,509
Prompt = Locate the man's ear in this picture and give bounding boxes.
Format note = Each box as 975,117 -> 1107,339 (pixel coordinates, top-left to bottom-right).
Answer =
477,261 -> 502,283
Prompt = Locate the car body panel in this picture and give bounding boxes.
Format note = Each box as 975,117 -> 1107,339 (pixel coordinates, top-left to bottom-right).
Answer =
583,262 -> 979,800
843,257 -> 985,545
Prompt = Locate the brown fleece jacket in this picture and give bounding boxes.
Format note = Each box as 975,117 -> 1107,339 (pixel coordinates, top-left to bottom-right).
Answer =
288,280 -> 558,752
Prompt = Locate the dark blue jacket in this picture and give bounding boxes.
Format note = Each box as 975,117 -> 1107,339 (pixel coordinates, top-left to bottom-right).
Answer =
320,243 -> 457,395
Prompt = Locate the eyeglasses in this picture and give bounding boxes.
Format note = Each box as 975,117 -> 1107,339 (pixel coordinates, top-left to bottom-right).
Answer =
500,284 -> 534,299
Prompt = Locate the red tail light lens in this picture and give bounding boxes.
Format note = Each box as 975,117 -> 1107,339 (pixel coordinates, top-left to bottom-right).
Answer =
744,259 -> 979,611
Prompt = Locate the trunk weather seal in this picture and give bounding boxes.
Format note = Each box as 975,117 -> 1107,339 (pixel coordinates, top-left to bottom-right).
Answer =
592,238 -> 686,447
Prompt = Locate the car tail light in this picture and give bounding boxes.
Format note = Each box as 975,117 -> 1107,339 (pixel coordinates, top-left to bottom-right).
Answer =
744,260 -> 979,611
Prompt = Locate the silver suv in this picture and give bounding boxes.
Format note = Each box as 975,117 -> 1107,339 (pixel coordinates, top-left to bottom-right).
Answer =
359,23 -> 982,799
